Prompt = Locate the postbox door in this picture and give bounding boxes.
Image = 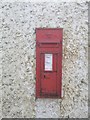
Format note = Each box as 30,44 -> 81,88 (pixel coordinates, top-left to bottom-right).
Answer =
40,53 -> 58,96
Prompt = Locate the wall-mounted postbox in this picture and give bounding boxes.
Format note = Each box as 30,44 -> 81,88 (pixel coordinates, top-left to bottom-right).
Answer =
36,28 -> 63,98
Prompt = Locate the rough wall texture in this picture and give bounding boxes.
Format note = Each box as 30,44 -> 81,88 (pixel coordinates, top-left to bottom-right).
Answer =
88,2 -> 90,118
0,1 -> 2,119
1,1 -> 88,118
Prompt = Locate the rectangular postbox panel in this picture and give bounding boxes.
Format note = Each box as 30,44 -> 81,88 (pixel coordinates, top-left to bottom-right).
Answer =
36,28 -> 63,98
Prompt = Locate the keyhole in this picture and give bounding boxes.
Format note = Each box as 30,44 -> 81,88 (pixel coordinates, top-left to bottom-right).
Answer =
44,75 -> 45,78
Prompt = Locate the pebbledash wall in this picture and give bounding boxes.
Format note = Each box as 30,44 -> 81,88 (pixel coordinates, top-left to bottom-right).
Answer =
1,0 -> 88,118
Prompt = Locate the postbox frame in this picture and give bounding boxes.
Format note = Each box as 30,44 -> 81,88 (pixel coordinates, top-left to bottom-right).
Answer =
36,28 -> 63,99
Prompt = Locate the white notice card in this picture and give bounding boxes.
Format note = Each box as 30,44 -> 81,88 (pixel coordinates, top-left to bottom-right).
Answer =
45,54 -> 53,71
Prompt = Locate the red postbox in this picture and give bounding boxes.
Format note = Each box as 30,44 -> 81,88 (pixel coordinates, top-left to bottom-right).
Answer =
36,28 -> 63,98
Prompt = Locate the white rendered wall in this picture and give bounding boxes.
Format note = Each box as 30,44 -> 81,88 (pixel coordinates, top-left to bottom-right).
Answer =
1,1 -> 88,118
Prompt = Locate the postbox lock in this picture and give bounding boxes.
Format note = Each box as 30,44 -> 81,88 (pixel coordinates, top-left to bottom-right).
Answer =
44,75 -> 45,78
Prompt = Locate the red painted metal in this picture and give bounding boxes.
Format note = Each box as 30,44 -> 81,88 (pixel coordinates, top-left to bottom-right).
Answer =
36,28 -> 63,98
